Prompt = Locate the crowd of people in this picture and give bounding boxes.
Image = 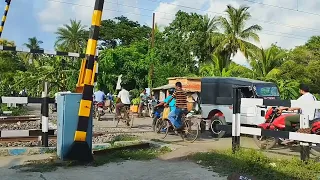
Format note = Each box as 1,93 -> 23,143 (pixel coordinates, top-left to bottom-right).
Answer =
91,81 -> 188,130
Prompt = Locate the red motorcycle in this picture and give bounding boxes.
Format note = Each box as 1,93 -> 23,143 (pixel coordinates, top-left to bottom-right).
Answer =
253,107 -> 320,156
93,101 -> 105,121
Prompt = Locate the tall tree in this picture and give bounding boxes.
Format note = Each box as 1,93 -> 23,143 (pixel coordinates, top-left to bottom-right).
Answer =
99,16 -> 151,48
55,19 -> 88,53
23,37 -> 43,65
213,5 -> 262,61
249,45 -> 286,79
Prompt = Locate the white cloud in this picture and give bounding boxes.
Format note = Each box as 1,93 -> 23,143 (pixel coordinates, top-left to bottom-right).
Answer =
37,0 -> 140,32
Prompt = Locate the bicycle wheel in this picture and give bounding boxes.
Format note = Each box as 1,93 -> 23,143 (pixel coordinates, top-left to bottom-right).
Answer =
129,113 -> 134,128
114,114 -> 120,127
162,120 -> 171,139
155,118 -> 166,133
183,119 -> 199,143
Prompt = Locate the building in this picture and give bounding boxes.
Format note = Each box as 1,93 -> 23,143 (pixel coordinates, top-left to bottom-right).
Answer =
153,77 -> 201,111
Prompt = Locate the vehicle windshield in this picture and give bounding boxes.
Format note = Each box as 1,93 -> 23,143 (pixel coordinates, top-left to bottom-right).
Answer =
254,85 -> 280,97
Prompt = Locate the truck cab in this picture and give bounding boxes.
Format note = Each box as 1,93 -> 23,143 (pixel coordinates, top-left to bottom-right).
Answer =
200,77 -> 281,137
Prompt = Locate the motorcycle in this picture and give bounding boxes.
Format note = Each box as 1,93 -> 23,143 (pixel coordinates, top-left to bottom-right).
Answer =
93,102 -> 105,121
141,99 -> 158,118
253,107 -> 320,156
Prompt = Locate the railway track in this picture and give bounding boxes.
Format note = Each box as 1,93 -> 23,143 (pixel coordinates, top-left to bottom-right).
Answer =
0,133 -> 104,142
0,115 -> 40,123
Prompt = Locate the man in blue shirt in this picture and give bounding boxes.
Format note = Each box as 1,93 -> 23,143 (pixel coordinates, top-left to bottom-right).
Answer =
94,89 -> 106,103
164,88 -> 176,112
154,88 -> 175,111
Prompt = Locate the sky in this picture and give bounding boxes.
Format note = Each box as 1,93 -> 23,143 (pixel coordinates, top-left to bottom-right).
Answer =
1,0 -> 320,65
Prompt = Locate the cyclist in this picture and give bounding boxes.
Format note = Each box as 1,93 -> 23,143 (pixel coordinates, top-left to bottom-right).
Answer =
167,82 -> 187,130
115,83 -> 131,119
155,88 -> 176,111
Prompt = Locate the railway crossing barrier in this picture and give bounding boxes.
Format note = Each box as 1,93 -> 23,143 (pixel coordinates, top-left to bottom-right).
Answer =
0,82 -> 55,147
217,87 -> 320,161
0,45 -> 85,58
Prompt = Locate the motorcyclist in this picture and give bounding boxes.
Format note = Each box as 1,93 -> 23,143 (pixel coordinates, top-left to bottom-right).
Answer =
93,89 -> 106,104
279,84 -> 320,143
138,89 -> 148,117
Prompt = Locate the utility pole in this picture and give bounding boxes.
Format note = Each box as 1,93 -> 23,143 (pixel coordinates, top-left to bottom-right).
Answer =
148,13 -> 155,90
0,0 -> 11,38
151,13 -> 155,48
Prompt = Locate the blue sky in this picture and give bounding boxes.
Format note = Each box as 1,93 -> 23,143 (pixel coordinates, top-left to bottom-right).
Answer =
2,0 -> 320,65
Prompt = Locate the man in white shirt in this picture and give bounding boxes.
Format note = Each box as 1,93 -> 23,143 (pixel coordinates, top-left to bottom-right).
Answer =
115,84 -> 131,118
280,84 -> 319,132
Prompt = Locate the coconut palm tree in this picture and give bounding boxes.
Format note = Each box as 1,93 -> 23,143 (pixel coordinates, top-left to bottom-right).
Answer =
55,19 -> 88,53
199,53 -> 231,77
212,5 -> 262,61
0,39 -> 15,46
249,45 -> 287,79
23,37 -> 43,65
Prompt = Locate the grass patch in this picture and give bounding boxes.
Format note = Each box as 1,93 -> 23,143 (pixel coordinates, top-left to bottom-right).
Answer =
191,149 -> 320,180
11,146 -> 171,173
109,135 -> 139,144
0,104 -> 28,116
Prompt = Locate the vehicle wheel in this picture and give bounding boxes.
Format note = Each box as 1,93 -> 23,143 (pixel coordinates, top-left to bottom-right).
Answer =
209,116 -> 227,138
149,108 -> 154,118
162,120 -> 170,139
183,120 -> 199,143
143,107 -> 148,118
253,135 -> 277,150
155,118 -> 166,133
129,113 -> 134,128
114,114 -> 120,127
96,111 -> 101,121
152,116 -> 158,131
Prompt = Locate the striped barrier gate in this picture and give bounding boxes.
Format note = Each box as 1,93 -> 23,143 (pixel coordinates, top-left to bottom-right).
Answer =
65,0 -> 104,162
0,0 -> 11,38
217,89 -> 320,161
0,95 -> 55,146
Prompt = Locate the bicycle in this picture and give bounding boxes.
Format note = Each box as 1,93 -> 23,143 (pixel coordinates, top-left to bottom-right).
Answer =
113,105 -> 134,128
158,112 -> 199,143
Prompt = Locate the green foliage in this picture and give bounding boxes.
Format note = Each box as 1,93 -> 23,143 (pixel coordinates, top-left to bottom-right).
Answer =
2,4 -> 320,101
0,104 -> 28,116
192,149 -> 320,180
99,16 -> 151,49
55,19 -> 88,53
131,97 -> 140,105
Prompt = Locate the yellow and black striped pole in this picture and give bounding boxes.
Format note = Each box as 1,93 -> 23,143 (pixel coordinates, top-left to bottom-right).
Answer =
0,0 -> 11,38
66,0 -> 104,162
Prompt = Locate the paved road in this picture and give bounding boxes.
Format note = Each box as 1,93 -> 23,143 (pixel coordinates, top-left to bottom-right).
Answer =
0,158 -> 226,180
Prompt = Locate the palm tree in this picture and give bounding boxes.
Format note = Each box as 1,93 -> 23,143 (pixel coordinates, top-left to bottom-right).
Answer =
0,39 -> 15,46
23,37 -> 43,65
276,79 -> 300,100
199,54 -> 231,77
55,19 -> 88,53
212,5 -> 262,61
202,15 -> 219,62
249,45 -> 287,79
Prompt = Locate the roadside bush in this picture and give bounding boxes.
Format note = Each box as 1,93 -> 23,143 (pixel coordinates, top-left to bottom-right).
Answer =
192,149 -> 320,180
0,104 -> 28,116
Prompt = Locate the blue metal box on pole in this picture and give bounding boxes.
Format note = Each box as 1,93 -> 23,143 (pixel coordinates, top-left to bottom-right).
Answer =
56,93 -> 93,160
